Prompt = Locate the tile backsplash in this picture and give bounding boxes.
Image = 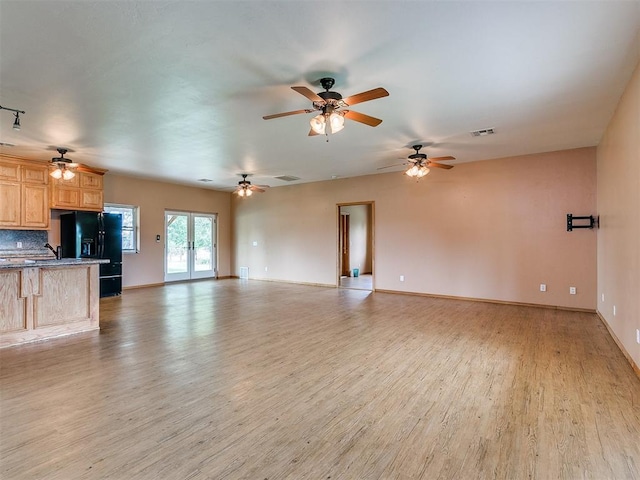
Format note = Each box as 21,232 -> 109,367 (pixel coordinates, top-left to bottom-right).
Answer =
0,230 -> 50,255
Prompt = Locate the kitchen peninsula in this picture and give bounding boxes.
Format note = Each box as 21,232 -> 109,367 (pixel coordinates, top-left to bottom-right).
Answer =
0,258 -> 107,348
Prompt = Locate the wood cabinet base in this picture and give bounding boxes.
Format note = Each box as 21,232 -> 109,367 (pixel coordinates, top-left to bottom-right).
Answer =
0,264 -> 100,348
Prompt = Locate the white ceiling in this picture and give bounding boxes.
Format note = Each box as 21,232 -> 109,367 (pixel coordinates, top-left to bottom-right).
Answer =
1,1 -> 638,191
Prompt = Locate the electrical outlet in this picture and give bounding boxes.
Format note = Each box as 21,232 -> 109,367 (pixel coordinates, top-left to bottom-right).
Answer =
16,241 -> 22,248
252,241 -> 258,247
569,287 -> 576,295
400,275 -> 405,282
601,293 -> 605,302
540,284 -> 546,292
265,266 -> 268,272
636,329 -> 640,345
613,305 -> 616,316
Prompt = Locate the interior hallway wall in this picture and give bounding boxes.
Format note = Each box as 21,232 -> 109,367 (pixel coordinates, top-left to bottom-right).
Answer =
596,60 -> 640,369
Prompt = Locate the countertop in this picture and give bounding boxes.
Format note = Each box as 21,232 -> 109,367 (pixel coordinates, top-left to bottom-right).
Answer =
0,257 -> 110,269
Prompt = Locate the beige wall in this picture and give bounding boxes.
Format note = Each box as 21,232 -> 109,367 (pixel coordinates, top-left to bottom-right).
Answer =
233,147 -> 597,309
596,61 -> 640,368
100,174 -> 232,287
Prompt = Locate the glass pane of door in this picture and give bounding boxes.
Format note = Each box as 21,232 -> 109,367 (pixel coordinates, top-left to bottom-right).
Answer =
165,212 -> 190,281
192,214 -> 216,279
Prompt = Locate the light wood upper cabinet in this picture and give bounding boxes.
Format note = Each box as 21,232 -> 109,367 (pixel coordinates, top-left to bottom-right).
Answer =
80,172 -> 103,190
22,165 -> 48,184
0,158 -> 49,230
22,184 -> 49,228
0,163 -> 20,181
51,186 -> 81,209
0,181 -> 21,227
50,170 -> 105,212
80,189 -> 104,210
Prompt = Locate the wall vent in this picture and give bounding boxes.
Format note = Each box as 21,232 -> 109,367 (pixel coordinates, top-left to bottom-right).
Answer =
470,128 -> 495,137
274,175 -> 300,182
239,267 -> 249,279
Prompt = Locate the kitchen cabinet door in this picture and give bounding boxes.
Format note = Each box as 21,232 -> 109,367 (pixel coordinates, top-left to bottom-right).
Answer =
0,181 -> 21,227
22,184 -> 49,228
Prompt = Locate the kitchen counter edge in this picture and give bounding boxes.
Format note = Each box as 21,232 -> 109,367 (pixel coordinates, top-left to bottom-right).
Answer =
0,258 -> 110,269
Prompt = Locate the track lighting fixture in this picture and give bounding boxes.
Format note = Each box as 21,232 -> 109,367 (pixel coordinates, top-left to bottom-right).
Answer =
0,105 -> 26,131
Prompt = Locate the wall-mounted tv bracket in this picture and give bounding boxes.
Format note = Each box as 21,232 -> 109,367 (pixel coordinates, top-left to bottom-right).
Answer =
567,214 -> 599,232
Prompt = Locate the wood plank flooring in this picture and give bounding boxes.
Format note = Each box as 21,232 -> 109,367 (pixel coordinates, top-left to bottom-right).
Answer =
1,280 -> 639,479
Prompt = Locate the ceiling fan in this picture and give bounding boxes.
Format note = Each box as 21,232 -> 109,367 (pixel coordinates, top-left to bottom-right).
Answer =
49,148 -> 79,180
234,174 -> 269,197
379,145 -> 455,178
263,77 -> 389,136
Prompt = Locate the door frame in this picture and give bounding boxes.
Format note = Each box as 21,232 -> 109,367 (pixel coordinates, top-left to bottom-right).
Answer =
336,201 -> 375,290
164,210 -> 218,282
340,212 -> 350,277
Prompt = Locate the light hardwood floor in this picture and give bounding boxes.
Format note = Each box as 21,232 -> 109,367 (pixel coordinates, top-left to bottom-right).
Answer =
1,280 -> 639,479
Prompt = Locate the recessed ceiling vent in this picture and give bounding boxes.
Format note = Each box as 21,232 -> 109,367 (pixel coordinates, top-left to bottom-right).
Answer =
197,178 -> 213,182
470,128 -> 495,137
274,175 -> 300,182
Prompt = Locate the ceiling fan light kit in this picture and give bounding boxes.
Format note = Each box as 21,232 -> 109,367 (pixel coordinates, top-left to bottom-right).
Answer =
237,187 -> 252,197
49,148 -> 77,180
310,110 -> 345,135
406,164 -> 430,178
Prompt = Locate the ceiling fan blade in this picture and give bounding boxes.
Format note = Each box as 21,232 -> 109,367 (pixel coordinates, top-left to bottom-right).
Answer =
263,109 -> 314,120
249,186 -> 265,193
377,162 -> 407,170
428,162 -> 454,170
308,128 -> 320,136
291,86 -> 323,102
343,110 -> 383,127
343,87 -> 389,107
428,156 -> 456,161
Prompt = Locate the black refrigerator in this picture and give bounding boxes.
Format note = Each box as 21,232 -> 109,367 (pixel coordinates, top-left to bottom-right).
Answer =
60,211 -> 123,297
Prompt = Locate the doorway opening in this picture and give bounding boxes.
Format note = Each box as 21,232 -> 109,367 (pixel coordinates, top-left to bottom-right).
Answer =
338,202 -> 374,291
164,210 -> 217,282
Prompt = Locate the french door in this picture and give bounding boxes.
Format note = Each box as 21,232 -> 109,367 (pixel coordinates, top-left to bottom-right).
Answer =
164,211 -> 217,282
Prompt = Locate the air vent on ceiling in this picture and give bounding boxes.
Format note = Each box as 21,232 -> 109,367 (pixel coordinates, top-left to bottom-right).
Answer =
274,175 -> 300,182
197,178 -> 213,182
470,128 -> 495,137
